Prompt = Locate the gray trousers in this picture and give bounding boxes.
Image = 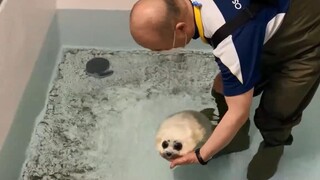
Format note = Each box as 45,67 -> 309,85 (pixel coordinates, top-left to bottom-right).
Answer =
253,0 -> 320,146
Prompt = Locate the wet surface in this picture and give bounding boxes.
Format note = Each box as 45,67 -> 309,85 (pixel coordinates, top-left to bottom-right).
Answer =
20,48 -> 320,180
21,48 -> 218,179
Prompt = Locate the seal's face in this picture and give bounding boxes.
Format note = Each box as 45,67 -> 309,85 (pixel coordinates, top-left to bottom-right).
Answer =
155,126 -> 197,160
155,110 -> 211,161
160,139 -> 183,160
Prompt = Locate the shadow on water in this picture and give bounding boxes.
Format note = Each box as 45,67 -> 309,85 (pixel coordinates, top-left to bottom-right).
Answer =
172,155 -> 249,180
173,164 -> 213,180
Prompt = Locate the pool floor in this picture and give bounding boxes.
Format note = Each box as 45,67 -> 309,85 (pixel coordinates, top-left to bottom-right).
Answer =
20,48 -> 320,180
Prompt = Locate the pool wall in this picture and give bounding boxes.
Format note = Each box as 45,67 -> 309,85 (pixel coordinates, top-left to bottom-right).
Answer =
0,0 -> 57,178
0,0 -> 56,150
0,1 -> 213,179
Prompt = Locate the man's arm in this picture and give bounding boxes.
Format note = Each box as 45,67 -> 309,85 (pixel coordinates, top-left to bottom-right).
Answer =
199,88 -> 253,161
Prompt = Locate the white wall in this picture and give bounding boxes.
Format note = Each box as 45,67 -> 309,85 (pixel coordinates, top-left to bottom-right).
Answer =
0,0 -> 56,149
57,0 -> 137,10
57,10 -> 208,50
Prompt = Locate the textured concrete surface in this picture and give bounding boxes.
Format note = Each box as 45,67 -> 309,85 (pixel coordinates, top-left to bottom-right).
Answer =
20,48 -> 218,179
20,48 -> 320,180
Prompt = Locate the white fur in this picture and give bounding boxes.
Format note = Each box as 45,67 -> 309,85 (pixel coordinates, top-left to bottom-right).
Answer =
155,110 -> 214,160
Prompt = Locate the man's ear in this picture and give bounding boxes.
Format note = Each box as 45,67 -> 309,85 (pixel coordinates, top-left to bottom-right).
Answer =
175,22 -> 187,33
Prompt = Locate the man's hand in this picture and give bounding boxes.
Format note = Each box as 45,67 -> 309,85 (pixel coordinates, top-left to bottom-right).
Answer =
169,88 -> 254,169
169,152 -> 199,169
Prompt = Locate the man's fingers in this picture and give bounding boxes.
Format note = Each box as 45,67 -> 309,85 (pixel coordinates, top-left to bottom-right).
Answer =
169,155 -> 182,162
170,157 -> 186,169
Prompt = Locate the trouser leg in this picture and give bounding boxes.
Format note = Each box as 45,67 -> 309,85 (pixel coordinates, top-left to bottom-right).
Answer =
248,1 -> 320,174
248,49 -> 320,179
254,48 -> 320,146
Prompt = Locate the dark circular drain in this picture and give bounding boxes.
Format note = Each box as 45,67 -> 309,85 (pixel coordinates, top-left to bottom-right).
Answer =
85,57 -> 114,78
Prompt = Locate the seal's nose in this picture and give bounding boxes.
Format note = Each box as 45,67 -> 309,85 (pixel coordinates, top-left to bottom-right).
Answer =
166,152 -> 172,157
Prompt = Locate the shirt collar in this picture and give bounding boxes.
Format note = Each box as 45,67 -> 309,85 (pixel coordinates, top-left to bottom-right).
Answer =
190,0 -> 200,39
190,0 -> 208,44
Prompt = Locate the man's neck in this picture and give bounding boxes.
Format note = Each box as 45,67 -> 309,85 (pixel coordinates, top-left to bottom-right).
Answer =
186,0 -> 198,39
180,0 -> 195,40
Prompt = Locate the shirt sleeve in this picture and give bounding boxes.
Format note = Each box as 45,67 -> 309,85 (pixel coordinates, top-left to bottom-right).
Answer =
213,21 -> 267,96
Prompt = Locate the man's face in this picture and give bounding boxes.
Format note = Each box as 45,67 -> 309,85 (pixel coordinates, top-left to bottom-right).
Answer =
130,28 -> 190,52
130,27 -> 174,51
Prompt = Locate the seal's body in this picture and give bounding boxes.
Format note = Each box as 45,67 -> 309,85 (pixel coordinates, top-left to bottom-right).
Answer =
155,110 -> 214,160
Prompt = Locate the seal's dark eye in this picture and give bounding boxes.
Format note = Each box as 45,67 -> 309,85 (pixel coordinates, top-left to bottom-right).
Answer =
173,142 -> 183,151
162,141 -> 169,149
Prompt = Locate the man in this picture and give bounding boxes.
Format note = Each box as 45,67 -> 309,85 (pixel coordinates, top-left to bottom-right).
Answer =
129,0 -> 320,179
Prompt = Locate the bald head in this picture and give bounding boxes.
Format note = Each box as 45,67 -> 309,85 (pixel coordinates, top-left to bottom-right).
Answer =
130,0 -> 189,50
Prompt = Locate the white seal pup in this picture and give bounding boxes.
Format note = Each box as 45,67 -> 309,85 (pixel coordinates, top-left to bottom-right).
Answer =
155,110 -> 215,160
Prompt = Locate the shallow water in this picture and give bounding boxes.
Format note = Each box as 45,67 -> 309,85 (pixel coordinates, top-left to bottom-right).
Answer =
21,48 -> 320,180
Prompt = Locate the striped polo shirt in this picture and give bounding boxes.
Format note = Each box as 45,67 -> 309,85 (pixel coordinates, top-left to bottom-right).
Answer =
191,0 -> 290,96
